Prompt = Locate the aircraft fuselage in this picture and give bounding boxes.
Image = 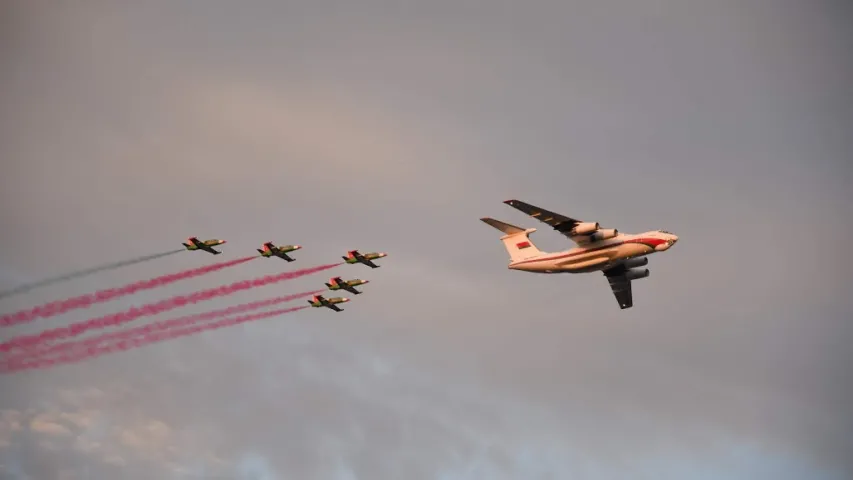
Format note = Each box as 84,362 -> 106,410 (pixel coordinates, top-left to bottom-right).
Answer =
509,231 -> 677,274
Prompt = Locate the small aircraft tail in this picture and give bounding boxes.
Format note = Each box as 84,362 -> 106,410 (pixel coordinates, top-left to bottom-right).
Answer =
480,217 -> 545,262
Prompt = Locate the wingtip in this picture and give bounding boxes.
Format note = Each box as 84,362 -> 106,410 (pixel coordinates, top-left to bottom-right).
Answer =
503,199 -> 517,204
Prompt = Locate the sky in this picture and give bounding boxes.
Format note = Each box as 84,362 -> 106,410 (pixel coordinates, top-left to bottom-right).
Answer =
1,0 -> 851,478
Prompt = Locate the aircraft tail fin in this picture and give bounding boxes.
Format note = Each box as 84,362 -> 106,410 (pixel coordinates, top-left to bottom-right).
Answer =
481,218 -> 544,262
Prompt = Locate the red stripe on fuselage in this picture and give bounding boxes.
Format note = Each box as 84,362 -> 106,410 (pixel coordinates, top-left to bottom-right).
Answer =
510,237 -> 665,266
624,237 -> 667,248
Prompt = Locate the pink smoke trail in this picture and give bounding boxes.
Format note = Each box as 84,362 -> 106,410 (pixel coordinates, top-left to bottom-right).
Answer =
0,306 -> 308,374
0,262 -> 341,354
1,290 -> 323,364
0,256 -> 258,327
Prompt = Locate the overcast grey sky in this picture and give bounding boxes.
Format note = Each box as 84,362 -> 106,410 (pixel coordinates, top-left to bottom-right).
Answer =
1,1 -> 851,478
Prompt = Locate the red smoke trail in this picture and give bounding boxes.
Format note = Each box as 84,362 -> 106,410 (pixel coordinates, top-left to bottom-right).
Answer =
2,290 -> 322,364
0,262 -> 340,354
0,306 -> 308,374
0,256 -> 258,327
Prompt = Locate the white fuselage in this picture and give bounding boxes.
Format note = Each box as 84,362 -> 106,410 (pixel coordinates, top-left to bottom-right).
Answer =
509,231 -> 678,274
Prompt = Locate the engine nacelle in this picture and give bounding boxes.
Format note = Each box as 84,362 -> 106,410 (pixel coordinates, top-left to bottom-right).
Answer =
588,228 -> 618,242
622,257 -> 648,269
571,222 -> 600,235
625,268 -> 650,281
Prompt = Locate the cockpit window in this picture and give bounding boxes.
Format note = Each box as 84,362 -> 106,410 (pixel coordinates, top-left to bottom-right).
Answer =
659,230 -> 672,234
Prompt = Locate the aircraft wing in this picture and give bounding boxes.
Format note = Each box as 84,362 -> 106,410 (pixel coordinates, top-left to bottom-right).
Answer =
480,218 -> 526,235
503,199 -> 586,242
602,264 -> 633,309
362,259 -> 379,268
327,303 -> 343,312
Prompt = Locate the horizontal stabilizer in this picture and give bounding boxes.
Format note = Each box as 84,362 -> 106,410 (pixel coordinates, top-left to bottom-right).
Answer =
480,218 -> 525,235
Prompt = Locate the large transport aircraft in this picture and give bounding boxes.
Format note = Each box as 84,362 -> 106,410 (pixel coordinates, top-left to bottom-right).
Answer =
481,199 -> 678,309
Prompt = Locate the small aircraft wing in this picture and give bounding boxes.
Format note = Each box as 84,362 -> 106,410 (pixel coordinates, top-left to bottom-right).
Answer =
602,264 -> 634,309
326,303 -> 343,312
201,244 -> 221,255
503,199 -> 588,243
361,258 -> 379,268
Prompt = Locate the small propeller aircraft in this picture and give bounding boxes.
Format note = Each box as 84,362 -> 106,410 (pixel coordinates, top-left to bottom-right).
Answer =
325,276 -> 369,295
307,294 -> 349,312
182,237 -> 226,255
342,250 -> 387,268
257,242 -> 301,261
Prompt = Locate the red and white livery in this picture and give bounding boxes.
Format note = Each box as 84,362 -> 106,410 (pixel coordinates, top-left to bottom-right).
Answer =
481,199 -> 679,309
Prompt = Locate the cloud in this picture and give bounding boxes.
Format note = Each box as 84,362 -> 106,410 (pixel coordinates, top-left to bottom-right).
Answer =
235,452 -> 279,480
29,414 -> 71,437
58,411 -> 95,430
189,79 -> 418,176
0,386 -> 230,479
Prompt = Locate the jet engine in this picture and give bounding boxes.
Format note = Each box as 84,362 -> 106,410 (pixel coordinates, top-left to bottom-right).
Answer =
625,268 -> 650,281
622,257 -> 648,269
589,228 -> 618,242
571,222 -> 600,235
